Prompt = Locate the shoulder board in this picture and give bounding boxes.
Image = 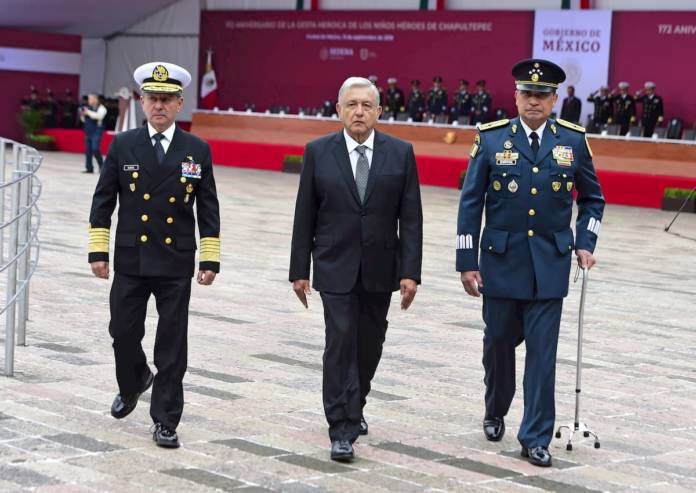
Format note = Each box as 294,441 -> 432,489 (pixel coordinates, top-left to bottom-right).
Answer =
556,118 -> 586,133
477,119 -> 509,132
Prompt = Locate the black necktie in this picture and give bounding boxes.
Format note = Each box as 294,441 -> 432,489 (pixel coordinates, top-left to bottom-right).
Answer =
153,133 -> 166,164
530,131 -> 540,158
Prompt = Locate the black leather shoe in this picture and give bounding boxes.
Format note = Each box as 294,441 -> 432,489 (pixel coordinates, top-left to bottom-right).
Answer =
110,371 -> 154,419
330,440 -> 354,462
359,416 -> 368,436
82,170 -> 94,174
153,423 -> 180,448
483,417 -> 505,442
521,446 -> 552,467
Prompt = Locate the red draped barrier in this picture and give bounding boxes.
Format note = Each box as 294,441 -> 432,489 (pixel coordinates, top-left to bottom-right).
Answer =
43,129 -> 696,209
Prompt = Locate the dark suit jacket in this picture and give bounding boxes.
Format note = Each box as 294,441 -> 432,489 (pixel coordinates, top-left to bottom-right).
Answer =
289,129 -> 423,293
88,125 -> 221,278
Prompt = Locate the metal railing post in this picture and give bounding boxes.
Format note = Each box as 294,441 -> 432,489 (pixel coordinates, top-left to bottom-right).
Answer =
4,168 -> 22,376
16,147 -> 29,346
0,138 -> 5,264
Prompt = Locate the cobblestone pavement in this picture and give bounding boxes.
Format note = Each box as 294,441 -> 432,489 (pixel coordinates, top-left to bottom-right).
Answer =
1,151 -> 695,493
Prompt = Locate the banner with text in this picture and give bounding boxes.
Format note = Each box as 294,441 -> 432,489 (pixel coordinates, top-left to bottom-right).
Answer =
610,12 -> 696,126
199,11 -> 533,117
533,10 -> 612,127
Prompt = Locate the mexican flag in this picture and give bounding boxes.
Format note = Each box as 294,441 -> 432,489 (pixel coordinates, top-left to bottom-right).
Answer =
562,0 -> 593,8
296,0 -> 317,9
419,0 -> 445,9
200,49 -> 218,110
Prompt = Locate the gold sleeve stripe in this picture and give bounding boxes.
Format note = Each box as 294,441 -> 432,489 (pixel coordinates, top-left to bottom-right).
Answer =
89,227 -> 110,253
200,237 -> 220,263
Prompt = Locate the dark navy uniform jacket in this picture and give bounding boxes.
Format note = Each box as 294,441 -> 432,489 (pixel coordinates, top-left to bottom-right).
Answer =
456,117 -> 605,300
88,125 -> 221,278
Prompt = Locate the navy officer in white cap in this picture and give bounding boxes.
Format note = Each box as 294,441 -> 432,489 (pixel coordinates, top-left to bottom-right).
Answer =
456,58 -> 605,467
88,61 -> 221,448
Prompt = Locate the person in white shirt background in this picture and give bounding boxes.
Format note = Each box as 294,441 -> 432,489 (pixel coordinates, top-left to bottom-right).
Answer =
80,93 -> 108,173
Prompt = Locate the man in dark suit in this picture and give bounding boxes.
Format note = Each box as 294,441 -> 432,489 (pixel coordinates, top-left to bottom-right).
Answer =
559,85 -> 581,124
88,62 -> 221,449
457,59 -> 604,467
289,76 -> 423,462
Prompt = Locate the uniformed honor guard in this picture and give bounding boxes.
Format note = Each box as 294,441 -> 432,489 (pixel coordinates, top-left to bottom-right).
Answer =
407,79 -> 425,122
452,79 -> 472,122
636,82 -> 664,138
427,75 -> 448,118
471,80 -> 492,125
384,77 -> 405,119
88,62 -> 221,448
457,59 -> 605,467
613,82 -> 636,135
586,86 -> 613,133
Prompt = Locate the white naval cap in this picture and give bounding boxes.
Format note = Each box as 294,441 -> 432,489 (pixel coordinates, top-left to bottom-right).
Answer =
644,81 -> 656,89
618,81 -> 629,89
133,62 -> 191,94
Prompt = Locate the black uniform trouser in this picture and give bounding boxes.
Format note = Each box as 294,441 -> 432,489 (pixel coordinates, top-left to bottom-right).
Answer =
643,117 -> 658,138
109,273 -> 191,429
482,296 -> 563,449
320,280 -> 392,443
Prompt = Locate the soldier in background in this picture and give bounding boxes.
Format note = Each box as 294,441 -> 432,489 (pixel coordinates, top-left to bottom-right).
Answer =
452,79 -> 472,123
559,85 -> 581,124
471,80 -> 492,125
61,89 -> 78,128
368,75 -> 384,105
586,86 -> 613,133
427,76 -> 448,119
42,89 -> 58,128
613,82 -> 635,135
636,82 -> 664,138
384,77 -> 405,119
407,79 -> 425,122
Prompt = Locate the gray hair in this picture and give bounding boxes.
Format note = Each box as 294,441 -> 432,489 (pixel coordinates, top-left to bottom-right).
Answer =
338,77 -> 380,106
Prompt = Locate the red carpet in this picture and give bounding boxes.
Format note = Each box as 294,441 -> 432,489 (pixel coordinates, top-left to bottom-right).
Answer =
44,128 -> 696,209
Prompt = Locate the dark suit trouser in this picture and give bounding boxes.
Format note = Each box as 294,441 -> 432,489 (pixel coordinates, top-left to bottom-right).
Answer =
482,296 -> 562,449
320,281 -> 392,442
109,273 -> 191,429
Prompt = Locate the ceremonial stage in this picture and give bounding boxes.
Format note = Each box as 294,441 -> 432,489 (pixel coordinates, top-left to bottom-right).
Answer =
44,111 -> 696,210
0,151 -> 694,492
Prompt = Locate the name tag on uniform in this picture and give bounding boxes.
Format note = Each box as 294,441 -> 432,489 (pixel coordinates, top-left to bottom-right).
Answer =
123,164 -> 139,171
552,146 -> 574,166
495,151 -> 518,165
181,162 -> 201,179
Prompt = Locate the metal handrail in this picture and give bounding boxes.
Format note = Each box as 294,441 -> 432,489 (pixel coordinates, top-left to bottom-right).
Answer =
1,137 -> 42,376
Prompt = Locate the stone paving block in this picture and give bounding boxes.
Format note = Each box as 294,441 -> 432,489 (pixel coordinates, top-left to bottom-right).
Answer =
212,438 -> 291,457
46,433 -> 123,453
188,366 -> 253,384
161,467 -> 246,490
0,463 -> 61,488
276,454 -> 356,474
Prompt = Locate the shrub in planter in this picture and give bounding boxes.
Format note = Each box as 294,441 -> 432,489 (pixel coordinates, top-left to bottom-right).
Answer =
18,109 -> 44,138
661,187 -> 696,213
26,133 -> 57,151
282,154 -> 303,174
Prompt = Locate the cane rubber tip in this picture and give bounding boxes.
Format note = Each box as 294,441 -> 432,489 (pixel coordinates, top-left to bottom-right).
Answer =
555,432 -> 561,438
567,444 -> 573,451
594,442 -> 600,449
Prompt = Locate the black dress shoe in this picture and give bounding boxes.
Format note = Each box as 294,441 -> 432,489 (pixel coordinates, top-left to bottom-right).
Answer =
153,423 -> 180,448
82,170 -> 94,174
110,371 -> 154,419
521,446 -> 552,467
483,417 -> 505,442
359,416 -> 368,436
330,440 -> 354,462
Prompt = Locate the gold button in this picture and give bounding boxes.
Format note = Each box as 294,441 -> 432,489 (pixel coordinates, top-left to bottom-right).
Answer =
169,196 -> 176,203
166,217 -> 173,224
528,209 -> 536,216
180,177 -> 186,184
165,237 -> 172,245
141,214 -> 148,222
132,172 -> 139,179
531,187 -> 538,195
532,167 -> 539,173
488,246 -> 493,250
140,235 -> 148,242
143,193 -> 150,200
528,230 -> 534,237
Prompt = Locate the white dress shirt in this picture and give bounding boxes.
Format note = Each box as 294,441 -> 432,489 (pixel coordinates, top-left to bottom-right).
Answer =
148,123 -> 176,154
344,129 -> 374,179
81,104 -> 107,127
519,119 -> 547,148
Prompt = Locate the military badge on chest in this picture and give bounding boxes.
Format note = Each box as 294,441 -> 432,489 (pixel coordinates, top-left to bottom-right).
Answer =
181,156 -> 201,179
495,149 -> 519,166
552,145 -> 574,167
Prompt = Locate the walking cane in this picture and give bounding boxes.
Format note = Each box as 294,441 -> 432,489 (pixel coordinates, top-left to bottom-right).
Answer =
555,266 -> 600,451
664,186 -> 696,233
